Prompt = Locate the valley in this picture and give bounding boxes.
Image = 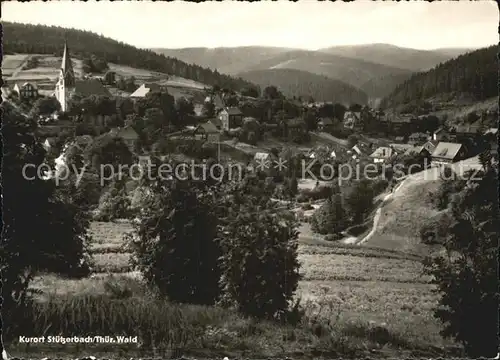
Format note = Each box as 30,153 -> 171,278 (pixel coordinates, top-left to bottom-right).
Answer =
1,4 -> 498,359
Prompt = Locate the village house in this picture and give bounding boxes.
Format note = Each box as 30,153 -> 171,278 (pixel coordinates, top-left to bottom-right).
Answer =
389,143 -> 414,155
387,115 -> 416,136
205,93 -> 226,113
250,152 -> 278,173
54,41 -> 111,112
431,142 -> 467,166
193,103 -> 205,117
403,145 -> 431,158
343,111 -> 362,130
307,147 -> 336,160
317,117 -> 334,132
195,122 -> 220,142
282,118 -> 307,137
483,128 -> 498,156
130,83 -> 165,98
42,137 -> 57,152
218,107 -> 243,131
432,127 -> 450,142
209,117 -> 223,130
347,144 -> 364,160
408,132 -> 430,145
369,146 -> 394,164
453,123 -> 483,137
421,140 -> 439,155
111,126 -> 140,151
13,82 -> 38,99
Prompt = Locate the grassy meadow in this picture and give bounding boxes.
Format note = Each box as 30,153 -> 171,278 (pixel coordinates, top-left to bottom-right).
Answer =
5,219 -> 462,359
3,53 -> 207,99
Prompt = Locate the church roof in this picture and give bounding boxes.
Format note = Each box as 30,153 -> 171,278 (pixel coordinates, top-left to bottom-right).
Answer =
61,41 -> 75,87
71,79 -> 111,97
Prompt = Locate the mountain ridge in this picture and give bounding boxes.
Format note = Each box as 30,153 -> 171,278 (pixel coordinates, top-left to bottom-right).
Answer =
237,68 -> 368,105
153,44 -> 472,98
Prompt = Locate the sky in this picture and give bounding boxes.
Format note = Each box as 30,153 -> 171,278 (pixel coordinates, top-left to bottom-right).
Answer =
2,0 -> 498,50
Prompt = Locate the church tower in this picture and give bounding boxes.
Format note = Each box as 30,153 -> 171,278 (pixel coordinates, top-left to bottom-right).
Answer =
55,40 -> 76,112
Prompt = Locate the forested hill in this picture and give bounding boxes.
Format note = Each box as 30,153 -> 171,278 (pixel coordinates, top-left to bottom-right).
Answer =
238,68 -> 368,105
2,22 -> 256,91
381,45 -> 497,108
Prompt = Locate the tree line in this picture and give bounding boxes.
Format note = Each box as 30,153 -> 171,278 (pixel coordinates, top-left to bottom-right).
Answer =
381,45 -> 497,107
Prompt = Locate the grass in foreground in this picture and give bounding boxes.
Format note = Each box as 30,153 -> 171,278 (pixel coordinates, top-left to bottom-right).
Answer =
9,275 -> 462,359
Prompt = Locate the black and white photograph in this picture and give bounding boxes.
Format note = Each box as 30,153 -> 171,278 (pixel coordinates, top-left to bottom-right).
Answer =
1,1 -> 498,359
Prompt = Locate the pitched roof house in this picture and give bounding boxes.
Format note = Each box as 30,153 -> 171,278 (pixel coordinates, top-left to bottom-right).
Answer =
42,137 -> 57,151
431,142 -> 467,164
452,123 -> 483,136
254,152 -> 272,162
403,145 -> 431,157
209,117 -> 223,129
484,128 -> 498,136
344,111 -> 362,129
13,82 -> 38,99
317,117 -> 334,131
212,94 -> 225,110
369,146 -> 394,163
130,83 -> 164,98
218,107 -> 243,131
389,143 -> 414,154
195,122 -> 220,142
422,140 -> 439,154
408,132 -> 430,145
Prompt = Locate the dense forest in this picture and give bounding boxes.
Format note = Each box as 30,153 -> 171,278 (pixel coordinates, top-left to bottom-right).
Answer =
381,45 -> 497,107
2,22 -> 257,91
238,68 -> 368,105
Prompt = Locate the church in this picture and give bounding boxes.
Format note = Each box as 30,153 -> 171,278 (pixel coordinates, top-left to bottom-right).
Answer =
54,41 -> 111,112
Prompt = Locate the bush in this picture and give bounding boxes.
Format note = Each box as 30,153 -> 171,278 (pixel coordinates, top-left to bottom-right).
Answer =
419,211 -> 453,245
429,173 -> 467,211
370,178 -> 389,196
344,179 -> 375,224
310,193 -> 347,235
298,185 -> 333,202
129,179 -> 221,305
96,190 -> 132,221
423,159 -> 499,357
1,103 -> 92,332
218,184 -> 301,319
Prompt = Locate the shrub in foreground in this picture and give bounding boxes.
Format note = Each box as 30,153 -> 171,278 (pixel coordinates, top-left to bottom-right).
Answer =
423,157 -> 499,358
217,183 -> 301,319
128,179 -> 221,305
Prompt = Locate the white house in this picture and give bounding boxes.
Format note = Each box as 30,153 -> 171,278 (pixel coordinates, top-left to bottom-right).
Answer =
369,146 -> 394,163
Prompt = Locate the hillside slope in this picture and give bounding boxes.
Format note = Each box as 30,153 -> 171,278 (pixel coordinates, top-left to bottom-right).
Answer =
152,46 -> 293,75
364,156 -> 483,255
381,45 -> 497,108
318,43 -> 472,71
238,68 -> 368,105
2,22 -> 255,91
238,50 -> 412,97
359,72 -> 413,100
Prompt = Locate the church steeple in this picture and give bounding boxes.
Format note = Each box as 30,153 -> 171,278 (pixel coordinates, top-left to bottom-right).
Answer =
60,39 -> 75,87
